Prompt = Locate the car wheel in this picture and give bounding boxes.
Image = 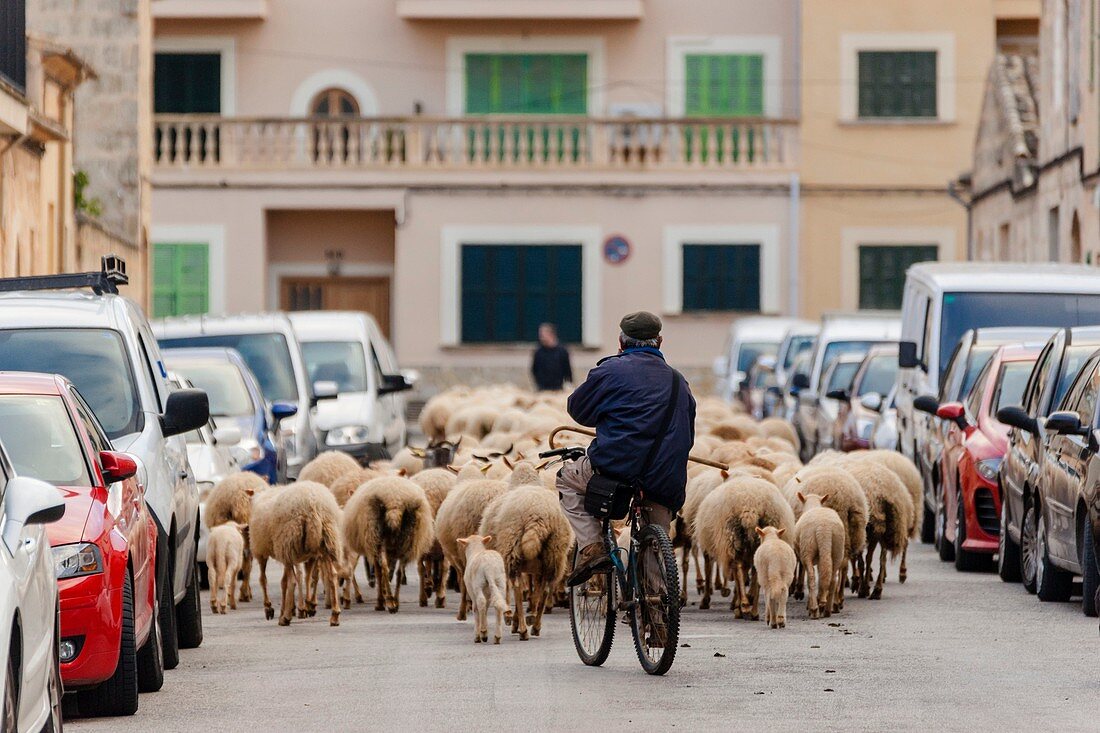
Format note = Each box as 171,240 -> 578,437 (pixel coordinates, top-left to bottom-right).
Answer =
936,488 -> 955,562
158,539 -> 180,671
954,496 -> 989,572
42,604 -> 63,733
176,557 -> 203,650
136,596 -> 164,692
78,573 -> 138,717
1021,502 -> 1040,594
1082,526 -> 1099,617
998,494 -> 1022,582
4,647 -> 17,733
1036,512 -> 1074,602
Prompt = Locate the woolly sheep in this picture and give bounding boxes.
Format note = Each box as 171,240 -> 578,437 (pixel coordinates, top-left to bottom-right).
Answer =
694,476 -> 796,618
434,477 -> 511,620
752,526 -> 796,629
207,522 -> 246,614
390,447 -> 426,477
330,468 -> 381,508
758,417 -> 800,450
205,471 -> 268,602
343,476 -> 435,613
298,450 -> 361,488
479,485 -> 573,639
458,535 -> 508,645
412,468 -> 458,608
793,493 -> 846,619
844,460 -> 914,599
681,468 -> 731,606
859,449 -> 921,583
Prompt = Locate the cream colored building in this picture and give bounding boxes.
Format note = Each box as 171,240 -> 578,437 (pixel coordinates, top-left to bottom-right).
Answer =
798,0 -> 1039,318
968,0 -> 1099,265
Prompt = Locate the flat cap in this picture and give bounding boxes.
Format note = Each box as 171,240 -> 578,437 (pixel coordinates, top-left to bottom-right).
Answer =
620,311 -> 662,340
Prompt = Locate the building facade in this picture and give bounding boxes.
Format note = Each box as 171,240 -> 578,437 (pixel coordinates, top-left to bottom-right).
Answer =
968,0 -> 1099,265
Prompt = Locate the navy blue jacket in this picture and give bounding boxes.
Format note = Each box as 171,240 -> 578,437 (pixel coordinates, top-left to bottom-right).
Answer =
567,347 -> 696,511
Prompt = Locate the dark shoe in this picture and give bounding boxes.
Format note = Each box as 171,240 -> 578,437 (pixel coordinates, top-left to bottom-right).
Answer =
567,542 -> 612,587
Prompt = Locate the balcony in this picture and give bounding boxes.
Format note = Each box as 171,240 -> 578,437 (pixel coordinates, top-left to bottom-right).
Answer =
152,0 -> 268,20
396,0 -> 642,20
153,115 -> 797,184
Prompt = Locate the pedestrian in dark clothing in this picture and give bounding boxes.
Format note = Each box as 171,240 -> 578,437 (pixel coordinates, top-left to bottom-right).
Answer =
531,322 -> 573,391
556,311 -> 696,586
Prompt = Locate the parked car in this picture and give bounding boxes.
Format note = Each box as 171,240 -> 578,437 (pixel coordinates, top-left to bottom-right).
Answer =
911,327 -> 1057,542
812,352 -> 864,455
792,313 -> 900,461
288,311 -> 413,461
0,439 -> 66,733
714,317 -> 813,403
934,344 -> 1040,572
869,385 -> 900,451
0,258 -> 209,669
831,344 -> 899,452
155,313 -> 318,479
0,373 -> 162,715
995,326 -> 1100,596
773,322 -> 820,397
163,347 -> 282,483
1027,349 -> 1100,611
783,348 -> 815,423
896,262 -> 1100,496
740,355 -> 777,419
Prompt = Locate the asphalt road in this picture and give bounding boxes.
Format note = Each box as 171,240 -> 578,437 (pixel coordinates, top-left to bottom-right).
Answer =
68,543 -> 1097,732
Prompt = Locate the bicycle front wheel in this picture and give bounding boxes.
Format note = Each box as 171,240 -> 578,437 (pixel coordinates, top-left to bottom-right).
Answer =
569,553 -> 616,666
630,524 -> 680,675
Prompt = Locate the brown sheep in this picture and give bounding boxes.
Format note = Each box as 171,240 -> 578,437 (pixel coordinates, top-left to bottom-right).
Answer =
298,450 -> 361,488
859,450 -> 922,583
844,460 -> 914,600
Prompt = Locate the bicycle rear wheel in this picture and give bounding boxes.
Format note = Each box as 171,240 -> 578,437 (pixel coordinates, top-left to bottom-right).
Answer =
569,550 -> 616,666
630,524 -> 680,675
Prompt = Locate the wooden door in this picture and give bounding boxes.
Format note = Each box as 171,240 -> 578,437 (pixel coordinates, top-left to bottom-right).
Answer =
280,276 -> 391,338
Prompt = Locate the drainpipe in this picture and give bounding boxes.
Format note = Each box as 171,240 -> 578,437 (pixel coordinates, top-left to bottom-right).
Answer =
788,171 -> 800,316
947,176 -> 973,260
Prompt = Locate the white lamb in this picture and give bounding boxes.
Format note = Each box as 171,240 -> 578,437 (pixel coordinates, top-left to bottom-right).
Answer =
753,526 -> 796,629
457,534 -> 508,645
794,493 -> 846,619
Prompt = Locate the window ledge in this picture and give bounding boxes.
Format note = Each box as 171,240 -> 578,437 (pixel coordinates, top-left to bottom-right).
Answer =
839,118 -> 956,127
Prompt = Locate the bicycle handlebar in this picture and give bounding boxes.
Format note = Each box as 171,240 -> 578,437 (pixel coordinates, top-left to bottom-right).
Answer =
547,425 -> 730,471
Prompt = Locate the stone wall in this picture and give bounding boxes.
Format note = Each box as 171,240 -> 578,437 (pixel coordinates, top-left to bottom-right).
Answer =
77,213 -> 146,305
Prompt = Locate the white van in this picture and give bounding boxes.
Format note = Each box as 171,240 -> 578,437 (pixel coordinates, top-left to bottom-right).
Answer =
896,263 -> 1100,475
288,311 -> 413,461
713,316 -> 816,402
791,313 -> 900,460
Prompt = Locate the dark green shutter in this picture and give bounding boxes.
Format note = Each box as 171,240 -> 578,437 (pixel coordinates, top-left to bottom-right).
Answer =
682,244 -> 761,312
153,243 -> 209,318
684,54 -> 764,116
461,245 -> 582,343
464,53 -> 587,114
857,51 -> 937,118
858,245 -> 938,310
154,53 -> 221,114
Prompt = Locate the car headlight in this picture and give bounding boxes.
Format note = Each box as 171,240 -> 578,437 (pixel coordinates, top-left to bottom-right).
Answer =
325,425 -> 371,447
281,423 -> 298,461
53,543 -> 104,579
976,458 -> 1002,481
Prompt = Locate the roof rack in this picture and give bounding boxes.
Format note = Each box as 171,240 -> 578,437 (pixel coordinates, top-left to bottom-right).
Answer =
0,255 -> 128,295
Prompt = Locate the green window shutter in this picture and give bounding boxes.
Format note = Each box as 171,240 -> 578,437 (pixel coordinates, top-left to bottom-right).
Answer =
681,244 -> 761,312
684,54 -> 764,116
858,245 -> 938,310
857,51 -> 937,118
153,243 -> 209,318
154,53 -> 221,114
461,245 -> 582,343
464,53 -> 587,114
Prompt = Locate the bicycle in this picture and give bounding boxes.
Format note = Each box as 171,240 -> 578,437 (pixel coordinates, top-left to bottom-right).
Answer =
541,442 -> 680,675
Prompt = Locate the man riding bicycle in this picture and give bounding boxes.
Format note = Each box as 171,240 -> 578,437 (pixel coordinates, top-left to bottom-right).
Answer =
557,311 -> 696,587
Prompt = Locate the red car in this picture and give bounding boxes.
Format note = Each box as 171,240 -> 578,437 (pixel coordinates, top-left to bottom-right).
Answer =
934,344 -> 1040,572
0,373 -> 161,717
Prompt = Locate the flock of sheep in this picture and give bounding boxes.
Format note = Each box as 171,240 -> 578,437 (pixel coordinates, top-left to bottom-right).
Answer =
198,384 -> 921,642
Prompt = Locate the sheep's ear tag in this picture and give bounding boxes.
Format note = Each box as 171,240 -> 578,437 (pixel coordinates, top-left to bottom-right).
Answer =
479,464 -> 490,474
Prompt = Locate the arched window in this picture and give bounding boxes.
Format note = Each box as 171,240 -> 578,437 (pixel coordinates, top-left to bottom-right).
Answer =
309,88 -> 360,163
310,88 -> 360,118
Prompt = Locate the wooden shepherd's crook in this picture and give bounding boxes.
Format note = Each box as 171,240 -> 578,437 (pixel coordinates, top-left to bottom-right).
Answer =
547,425 -> 730,472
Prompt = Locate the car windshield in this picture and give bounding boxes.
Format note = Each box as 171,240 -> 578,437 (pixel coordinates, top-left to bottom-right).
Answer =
170,362 -> 254,417
939,292 -> 1100,375
0,329 -> 142,439
827,361 -> 860,392
159,334 -> 299,403
301,341 -> 369,393
736,341 -> 777,374
959,346 -> 997,400
1053,344 -> 1099,410
996,361 -> 1036,413
782,335 -> 816,370
858,354 -> 899,397
0,395 -> 90,486
820,340 -> 880,377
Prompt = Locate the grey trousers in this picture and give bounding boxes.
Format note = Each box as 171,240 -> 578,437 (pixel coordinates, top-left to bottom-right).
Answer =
556,456 -> 673,549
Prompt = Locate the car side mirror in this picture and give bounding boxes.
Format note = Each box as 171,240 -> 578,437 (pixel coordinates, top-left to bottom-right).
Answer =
791,373 -> 810,391
400,369 -> 420,388
996,405 -> 1039,435
1045,410 -> 1087,436
213,426 -> 243,446
936,402 -> 968,429
913,395 -> 940,415
99,451 -> 138,483
860,392 -> 883,412
825,389 -> 848,401
379,373 -> 413,396
313,380 -> 339,402
271,401 -> 298,423
898,341 -> 920,369
2,476 -> 65,550
160,388 -> 210,438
